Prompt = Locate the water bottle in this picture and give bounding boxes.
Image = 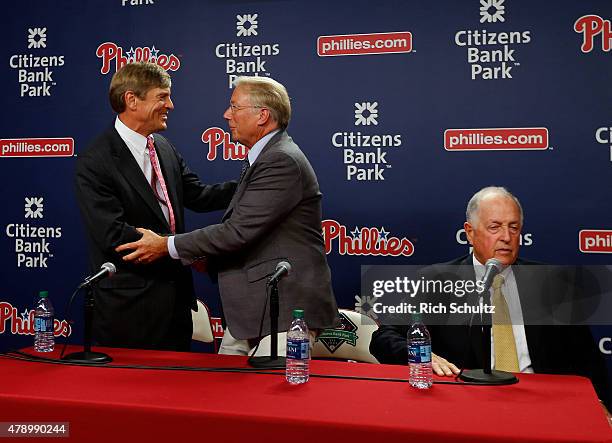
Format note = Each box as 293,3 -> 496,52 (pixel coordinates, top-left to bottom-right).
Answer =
408,319 -> 432,389
286,309 -> 309,384
34,291 -> 54,352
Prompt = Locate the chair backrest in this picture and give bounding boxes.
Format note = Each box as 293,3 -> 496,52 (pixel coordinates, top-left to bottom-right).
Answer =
191,299 -> 214,343
249,309 -> 380,363
249,332 -> 288,357
312,309 -> 379,363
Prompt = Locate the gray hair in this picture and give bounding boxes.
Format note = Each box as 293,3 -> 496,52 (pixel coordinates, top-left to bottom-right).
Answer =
234,76 -> 291,130
466,186 -> 524,226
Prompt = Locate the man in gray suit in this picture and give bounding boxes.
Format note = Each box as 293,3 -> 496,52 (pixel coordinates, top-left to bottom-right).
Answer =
117,76 -> 338,354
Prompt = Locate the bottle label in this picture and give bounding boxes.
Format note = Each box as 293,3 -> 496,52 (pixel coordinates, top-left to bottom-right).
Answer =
287,339 -> 309,360
408,344 -> 431,364
34,316 -> 53,333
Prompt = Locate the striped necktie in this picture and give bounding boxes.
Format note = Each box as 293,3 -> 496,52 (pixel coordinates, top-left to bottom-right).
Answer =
147,136 -> 176,234
238,158 -> 250,183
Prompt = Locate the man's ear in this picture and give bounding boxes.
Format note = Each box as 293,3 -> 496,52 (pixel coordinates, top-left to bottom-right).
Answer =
124,91 -> 137,111
257,107 -> 271,126
464,221 -> 474,245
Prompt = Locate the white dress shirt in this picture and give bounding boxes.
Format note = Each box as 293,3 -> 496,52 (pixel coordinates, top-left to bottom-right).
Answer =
473,256 -> 534,373
114,116 -> 170,223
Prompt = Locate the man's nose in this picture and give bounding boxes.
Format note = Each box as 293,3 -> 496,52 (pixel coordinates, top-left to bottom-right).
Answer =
500,226 -> 511,241
223,107 -> 232,120
166,97 -> 174,110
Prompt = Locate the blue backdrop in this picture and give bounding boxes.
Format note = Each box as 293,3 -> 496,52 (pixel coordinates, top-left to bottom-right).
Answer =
1,0 -> 610,399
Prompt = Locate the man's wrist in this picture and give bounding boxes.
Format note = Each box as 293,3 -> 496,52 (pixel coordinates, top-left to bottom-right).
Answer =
167,236 -> 180,259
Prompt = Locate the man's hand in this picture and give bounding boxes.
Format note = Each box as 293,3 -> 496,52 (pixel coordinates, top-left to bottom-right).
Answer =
432,352 -> 460,377
115,228 -> 169,264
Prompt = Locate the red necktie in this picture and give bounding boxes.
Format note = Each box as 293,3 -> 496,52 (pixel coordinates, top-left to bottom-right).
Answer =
147,136 -> 176,234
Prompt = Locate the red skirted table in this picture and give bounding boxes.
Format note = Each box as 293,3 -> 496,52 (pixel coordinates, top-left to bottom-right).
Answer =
0,346 -> 610,442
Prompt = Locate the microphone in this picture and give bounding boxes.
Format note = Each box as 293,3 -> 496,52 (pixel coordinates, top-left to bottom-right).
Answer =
63,262 -> 117,364
459,255 -> 518,385
267,261 -> 292,285
480,258 -> 503,293
79,262 -> 117,288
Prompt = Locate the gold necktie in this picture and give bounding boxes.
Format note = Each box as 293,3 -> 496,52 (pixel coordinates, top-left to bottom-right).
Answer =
491,274 -> 520,372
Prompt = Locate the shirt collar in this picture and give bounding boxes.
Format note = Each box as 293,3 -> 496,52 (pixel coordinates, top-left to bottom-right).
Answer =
115,116 -> 149,153
247,129 -> 280,165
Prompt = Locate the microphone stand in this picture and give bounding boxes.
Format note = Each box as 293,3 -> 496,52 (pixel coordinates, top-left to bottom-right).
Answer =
249,279 -> 286,369
62,284 -> 112,364
459,289 -> 517,385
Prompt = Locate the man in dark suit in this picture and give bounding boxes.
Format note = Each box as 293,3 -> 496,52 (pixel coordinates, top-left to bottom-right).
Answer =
370,186 -> 608,406
75,62 -> 236,351
116,76 -> 338,354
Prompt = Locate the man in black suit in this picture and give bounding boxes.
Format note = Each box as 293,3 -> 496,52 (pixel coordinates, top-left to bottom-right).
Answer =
75,62 -> 236,351
370,186 -> 608,406
116,76 -> 338,355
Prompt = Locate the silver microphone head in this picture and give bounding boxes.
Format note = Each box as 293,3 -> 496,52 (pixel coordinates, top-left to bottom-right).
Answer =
480,258 -> 504,293
101,262 -> 117,276
276,261 -> 292,275
485,258 -> 503,273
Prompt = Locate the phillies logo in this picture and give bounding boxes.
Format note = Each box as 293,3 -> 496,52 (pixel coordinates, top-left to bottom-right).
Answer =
574,15 -> 612,52
201,127 -> 247,161
322,219 -> 414,256
0,301 -> 71,337
579,229 -> 612,253
96,42 -> 181,74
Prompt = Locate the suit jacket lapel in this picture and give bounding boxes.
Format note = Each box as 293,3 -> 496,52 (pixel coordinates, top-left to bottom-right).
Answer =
222,169 -> 248,221
221,131 -> 286,221
110,129 -> 170,231
512,261 -> 546,368
461,255 -> 487,366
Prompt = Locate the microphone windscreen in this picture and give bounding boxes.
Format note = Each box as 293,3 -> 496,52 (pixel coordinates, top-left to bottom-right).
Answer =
101,262 -> 116,276
485,258 -> 503,273
276,261 -> 292,275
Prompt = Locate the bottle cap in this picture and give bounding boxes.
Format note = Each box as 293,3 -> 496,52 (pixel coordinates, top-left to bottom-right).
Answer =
39,291 -> 48,298
292,309 -> 304,319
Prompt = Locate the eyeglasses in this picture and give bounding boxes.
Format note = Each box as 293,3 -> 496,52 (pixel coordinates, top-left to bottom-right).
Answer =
228,103 -> 265,113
